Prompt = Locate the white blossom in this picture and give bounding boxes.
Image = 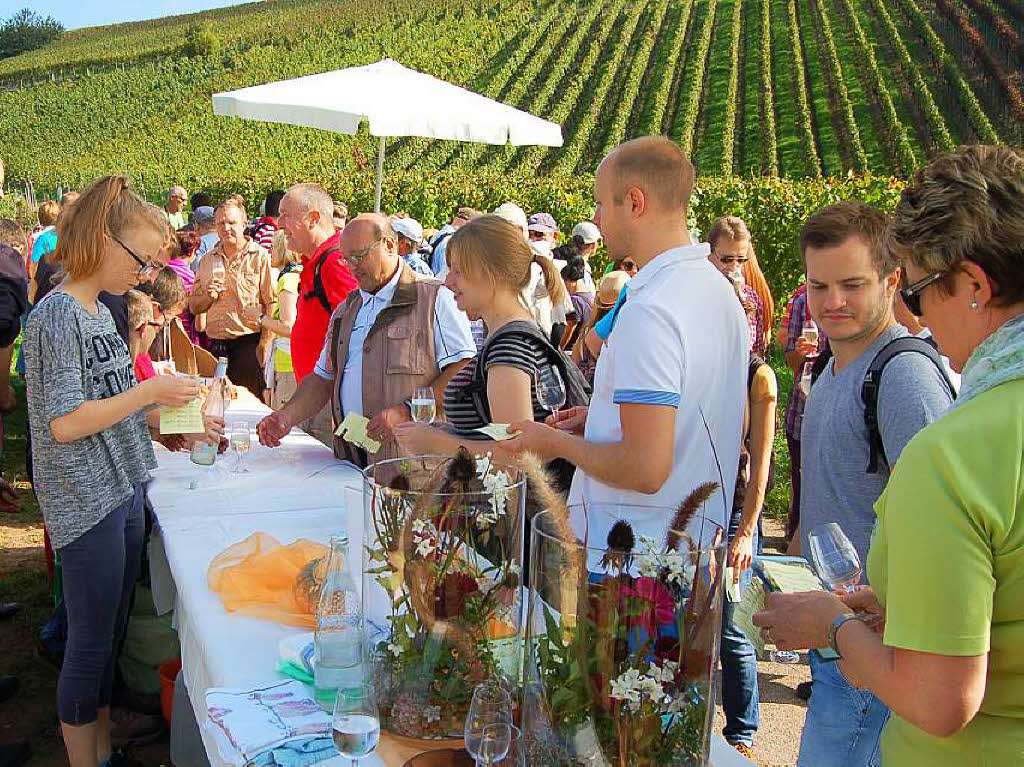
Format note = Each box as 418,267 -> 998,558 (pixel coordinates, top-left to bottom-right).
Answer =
425,705 -> 441,723
388,642 -> 403,657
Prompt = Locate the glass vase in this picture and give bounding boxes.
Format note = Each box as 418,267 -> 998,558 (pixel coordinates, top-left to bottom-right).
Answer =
522,502 -> 726,766
362,453 -> 527,741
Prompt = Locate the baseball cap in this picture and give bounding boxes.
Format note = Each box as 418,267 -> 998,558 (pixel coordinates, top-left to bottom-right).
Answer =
391,217 -> 423,242
193,206 -> 215,225
571,221 -> 601,245
527,212 -> 558,233
492,202 -> 528,233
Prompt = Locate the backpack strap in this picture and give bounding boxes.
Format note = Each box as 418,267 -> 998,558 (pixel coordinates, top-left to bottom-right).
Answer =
809,348 -> 832,386
304,244 -> 339,315
861,335 -> 955,473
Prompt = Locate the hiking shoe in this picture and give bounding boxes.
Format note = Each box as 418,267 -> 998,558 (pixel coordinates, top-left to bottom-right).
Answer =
111,709 -> 165,748
796,680 -> 813,700
731,742 -> 755,760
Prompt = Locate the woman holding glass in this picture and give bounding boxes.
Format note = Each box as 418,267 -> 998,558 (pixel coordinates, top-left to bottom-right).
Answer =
189,198 -> 274,399
754,145 -> 1024,764
394,215 -> 575,491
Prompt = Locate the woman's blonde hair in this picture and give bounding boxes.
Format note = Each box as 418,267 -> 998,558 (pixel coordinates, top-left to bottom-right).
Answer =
708,215 -> 775,350
448,215 -> 567,307
37,200 -> 60,227
53,175 -> 167,280
270,229 -> 301,269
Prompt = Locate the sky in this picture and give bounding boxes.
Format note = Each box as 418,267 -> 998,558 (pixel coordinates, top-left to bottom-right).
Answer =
0,1 -> 252,30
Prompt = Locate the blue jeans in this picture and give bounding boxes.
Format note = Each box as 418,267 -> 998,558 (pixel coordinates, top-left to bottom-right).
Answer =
719,515 -> 759,747
798,652 -> 889,767
57,485 -> 144,724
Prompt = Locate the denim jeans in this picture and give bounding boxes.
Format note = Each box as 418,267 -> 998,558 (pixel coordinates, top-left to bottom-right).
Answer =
719,513 -> 760,747
797,652 -> 889,767
58,485 -> 144,724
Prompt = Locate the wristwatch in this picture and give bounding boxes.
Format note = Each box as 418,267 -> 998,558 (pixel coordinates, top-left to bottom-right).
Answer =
828,612 -> 870,658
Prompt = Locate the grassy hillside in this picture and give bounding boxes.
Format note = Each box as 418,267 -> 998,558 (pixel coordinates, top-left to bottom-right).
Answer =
0,0 -> 1020,193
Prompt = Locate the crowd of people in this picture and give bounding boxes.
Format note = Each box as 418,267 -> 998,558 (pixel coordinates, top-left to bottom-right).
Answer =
0,137 -> 1020,767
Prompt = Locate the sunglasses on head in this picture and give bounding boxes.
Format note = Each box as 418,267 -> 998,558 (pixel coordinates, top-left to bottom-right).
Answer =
900,270 -> 949,317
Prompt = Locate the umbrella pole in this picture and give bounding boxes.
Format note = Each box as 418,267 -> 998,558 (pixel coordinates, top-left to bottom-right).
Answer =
374,135 -> 386,213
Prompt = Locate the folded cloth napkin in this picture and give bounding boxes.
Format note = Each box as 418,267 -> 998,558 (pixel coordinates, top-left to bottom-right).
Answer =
206,679 -> 333,766
277,632 -> 315,684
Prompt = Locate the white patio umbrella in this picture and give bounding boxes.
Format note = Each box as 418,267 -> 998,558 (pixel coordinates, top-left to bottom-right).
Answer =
212,58 -> 564,212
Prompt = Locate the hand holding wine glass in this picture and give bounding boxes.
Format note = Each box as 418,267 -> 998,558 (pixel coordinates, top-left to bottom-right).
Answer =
332,684 -> 380,765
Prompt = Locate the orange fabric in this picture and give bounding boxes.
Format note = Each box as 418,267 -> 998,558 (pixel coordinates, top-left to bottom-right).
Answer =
207,532 -> 329,628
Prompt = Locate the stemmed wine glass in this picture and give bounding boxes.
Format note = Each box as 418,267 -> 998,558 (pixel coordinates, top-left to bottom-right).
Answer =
535,365 -> 566,421
410,387 -> 436,424
230,422 -> 251,474
332,684 -> 380,766
808,522 -> 862,593
464,682 -> 512,767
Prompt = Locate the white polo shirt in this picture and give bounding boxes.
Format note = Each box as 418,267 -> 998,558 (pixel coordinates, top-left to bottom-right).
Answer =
568,243 -> 748,543
314,264 -> 476,416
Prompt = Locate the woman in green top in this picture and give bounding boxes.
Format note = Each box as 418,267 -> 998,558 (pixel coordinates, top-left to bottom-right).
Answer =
755,145 -> 1024,765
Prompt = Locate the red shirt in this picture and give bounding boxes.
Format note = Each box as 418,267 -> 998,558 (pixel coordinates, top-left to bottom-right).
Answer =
291,231 -> 357,380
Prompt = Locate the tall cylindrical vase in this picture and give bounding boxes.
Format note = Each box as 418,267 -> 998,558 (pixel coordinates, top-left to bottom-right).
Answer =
362,453 -> 527,741
523,503 -> 726,766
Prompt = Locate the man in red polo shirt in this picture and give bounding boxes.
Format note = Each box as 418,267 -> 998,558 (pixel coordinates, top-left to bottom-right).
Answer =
278,183 -> 357,442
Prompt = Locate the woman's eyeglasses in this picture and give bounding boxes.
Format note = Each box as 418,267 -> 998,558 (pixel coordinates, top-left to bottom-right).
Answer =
113,236 -> 161,278
900,270 -> 948,317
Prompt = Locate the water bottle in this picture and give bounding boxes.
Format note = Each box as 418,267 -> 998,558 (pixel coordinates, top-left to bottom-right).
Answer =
190,357 -> 228,466
314,534 -> 364,711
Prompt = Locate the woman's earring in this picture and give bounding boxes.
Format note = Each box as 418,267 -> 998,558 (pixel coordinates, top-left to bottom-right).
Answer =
970,299 -> 979,309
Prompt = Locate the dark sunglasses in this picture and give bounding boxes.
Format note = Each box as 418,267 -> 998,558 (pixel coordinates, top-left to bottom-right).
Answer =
113,235 -> 161,278
900,270 -> 948,317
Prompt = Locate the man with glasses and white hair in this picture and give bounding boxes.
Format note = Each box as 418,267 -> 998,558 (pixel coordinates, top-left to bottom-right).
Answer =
257,213 -> 475,467
162,186 -> 188,231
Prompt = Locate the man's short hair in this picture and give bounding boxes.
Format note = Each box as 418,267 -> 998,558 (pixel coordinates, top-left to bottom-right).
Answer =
37,200 -> 60,227
605,136 -> 695,212
124,289 -> 151,332
263,190 -> 286,218
190,192 -> 213,210
287,183 -> 334,224
167,186 -> 187,200
333,201 -> 348,221
0,219 -> 25,252
799,201 -> 895,277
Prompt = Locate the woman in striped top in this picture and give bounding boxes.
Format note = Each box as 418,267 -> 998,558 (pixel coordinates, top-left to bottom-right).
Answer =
394,215 -> 568,459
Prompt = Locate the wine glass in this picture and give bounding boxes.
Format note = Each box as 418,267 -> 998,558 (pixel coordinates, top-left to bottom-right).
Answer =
492,725 -> 524,766
410,387 -> 436,424
808,522 -> 862,593
464,683 -> 512,766
478,723 -> 511,767
230,422 -> 251,473
535,365 -> 566,421
332,684 -> 380,765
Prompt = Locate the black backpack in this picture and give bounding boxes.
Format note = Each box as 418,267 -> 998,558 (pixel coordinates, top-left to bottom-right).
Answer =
810,335 -> 956,473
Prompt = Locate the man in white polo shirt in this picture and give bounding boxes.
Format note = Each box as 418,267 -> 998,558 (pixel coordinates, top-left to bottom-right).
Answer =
502,136 -> 748,541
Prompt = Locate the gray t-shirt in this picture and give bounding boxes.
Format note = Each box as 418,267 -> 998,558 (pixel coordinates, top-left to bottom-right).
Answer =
799,325 -> 954,580
24,291 -> 156,549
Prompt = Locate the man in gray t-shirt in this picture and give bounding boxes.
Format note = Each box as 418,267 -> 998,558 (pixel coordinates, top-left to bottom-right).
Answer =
792,203 -> 955,767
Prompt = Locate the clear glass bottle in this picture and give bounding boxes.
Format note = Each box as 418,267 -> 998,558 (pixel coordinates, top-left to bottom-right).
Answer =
314,534 -> 364,712
190,357 -> 228,466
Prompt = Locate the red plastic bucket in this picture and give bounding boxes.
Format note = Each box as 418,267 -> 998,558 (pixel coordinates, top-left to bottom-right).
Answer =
159,658 -> 182,726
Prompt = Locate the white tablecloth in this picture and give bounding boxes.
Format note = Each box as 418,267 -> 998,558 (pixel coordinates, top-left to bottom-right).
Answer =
149,398 -> 750,767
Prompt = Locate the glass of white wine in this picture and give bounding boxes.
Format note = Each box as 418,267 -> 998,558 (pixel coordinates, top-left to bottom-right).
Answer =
332,684 -> 380,766
808,522 -> 862,593
410,387 -> 436,424
230,421 -> 251,473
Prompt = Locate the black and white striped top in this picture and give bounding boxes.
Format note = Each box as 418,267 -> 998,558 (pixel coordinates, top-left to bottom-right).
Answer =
444,326 -> 554,435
